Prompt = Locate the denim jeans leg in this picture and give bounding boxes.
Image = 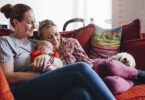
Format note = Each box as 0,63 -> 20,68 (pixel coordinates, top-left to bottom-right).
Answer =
11,62 -> 115,100
62,87 -> 93,100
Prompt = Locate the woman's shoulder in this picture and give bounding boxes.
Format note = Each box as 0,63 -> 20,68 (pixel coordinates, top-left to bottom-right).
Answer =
0,35 -> 17,48
0,35 -> 14,42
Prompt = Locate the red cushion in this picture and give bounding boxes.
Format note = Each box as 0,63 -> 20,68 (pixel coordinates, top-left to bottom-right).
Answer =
116,85 -> 145,100
120,19 -> 142,51
0,28 -> 13,36
0,67 -> 14,100
122,39 -> 145,70
0,28 -> 40,40
60,24 -> 95,54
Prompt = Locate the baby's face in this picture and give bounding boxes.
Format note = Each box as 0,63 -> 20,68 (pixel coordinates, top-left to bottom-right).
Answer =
39,43 -> 54,54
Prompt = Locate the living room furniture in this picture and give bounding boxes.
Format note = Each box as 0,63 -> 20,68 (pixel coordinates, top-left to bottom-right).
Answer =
63,18 -> 85,31
0,19 -> 145,100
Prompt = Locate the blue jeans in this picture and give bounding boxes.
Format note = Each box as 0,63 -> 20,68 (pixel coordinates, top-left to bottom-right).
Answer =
62,87 -> 93,100
11,62 -> 115,100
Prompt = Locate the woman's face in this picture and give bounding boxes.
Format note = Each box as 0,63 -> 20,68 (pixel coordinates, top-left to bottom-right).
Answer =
42,26 -> 61,50
14,10 -> 36,37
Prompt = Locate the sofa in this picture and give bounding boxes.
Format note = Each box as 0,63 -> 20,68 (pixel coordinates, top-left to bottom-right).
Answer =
0,19 -> 145,100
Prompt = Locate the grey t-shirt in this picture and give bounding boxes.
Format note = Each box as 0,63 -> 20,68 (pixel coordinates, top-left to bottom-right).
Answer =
0,35 -> 38,72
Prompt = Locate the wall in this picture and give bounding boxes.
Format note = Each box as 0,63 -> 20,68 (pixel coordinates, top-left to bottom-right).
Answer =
87,0 -> 112,28
0,0 -> 74,31
0,0 -> 112,31
2,0 -> 145,32
112,0 -> 145,33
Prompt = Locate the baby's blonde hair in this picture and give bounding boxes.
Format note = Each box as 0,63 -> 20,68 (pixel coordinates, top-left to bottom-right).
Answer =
37,40 -> 53,47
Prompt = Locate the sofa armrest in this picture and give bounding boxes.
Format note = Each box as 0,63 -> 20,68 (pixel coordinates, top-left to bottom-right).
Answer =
122,39 -> 145,70
0,67 -> 14,100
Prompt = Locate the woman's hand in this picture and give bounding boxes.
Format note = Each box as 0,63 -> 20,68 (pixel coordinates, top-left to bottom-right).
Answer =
29,54 -> 50,72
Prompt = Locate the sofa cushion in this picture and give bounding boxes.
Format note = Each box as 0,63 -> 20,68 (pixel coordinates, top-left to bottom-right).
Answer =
89,25 -> 122,59
0,25 -> 95,55
122,39 -> 145,70
0,67 -> 14,100
0,28 -> 13,36
60,24 -> 95,54
120,19 -> 142,51
116,85 -> 145,100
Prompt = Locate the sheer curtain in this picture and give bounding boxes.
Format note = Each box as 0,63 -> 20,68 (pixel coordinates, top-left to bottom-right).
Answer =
85,0 -> 112,28
72,0 -> 112,29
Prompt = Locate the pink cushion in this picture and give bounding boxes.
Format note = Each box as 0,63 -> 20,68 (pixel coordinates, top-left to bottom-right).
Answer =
120,19 -> 142,51
122,39 -> 145,70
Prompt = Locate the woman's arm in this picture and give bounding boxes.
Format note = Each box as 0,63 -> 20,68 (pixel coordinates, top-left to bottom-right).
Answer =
0,62 -> 40,85
72,39 -> 94,67
29,54 -> 62,71
54,57 -> 63,68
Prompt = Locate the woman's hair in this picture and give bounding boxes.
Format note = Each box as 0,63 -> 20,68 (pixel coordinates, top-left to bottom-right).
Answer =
38,19 -> 56,39
0,4 -> 32,27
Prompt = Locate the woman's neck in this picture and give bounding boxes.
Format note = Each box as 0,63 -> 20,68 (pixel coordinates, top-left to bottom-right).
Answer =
13,32 -> 29,43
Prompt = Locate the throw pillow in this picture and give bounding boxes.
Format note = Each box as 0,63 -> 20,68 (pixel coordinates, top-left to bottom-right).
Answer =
120,19 -> 142,51
0,67 -> 14,100
90,25 -> 122,59
0,28 -> 13,36
122,39 -> 145,70
60,24 -> 95,54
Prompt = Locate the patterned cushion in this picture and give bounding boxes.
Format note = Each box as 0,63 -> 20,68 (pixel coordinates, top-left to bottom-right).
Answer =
90,25 -> 122,59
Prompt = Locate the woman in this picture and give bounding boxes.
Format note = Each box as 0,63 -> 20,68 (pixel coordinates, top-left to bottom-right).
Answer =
0,4 -> 116,100
37,19 -> 145,95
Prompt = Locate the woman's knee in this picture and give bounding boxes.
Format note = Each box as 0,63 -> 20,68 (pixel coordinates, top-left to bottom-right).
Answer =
95,59 -> 121,76
103,76 -> 133,95
71,62 -> 91,71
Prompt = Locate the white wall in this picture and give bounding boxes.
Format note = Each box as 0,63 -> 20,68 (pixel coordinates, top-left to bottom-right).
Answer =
112,0 -> 145,33
0,0 -> 112,31
0,0 -> 74,31
87,0 -> 112,28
